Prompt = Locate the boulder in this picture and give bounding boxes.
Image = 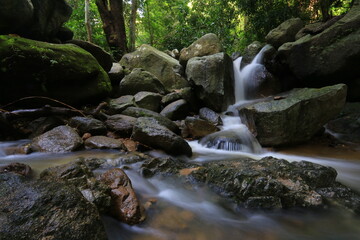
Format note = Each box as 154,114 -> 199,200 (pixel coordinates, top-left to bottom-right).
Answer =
122,107 -> 179,134
0,35 -> 112,105
161,87 -> 193,106
134,91 -> 162,112
0,173 -> 107,240
239,84 -> 347,146
132,117 -> 192,157
120,44 -> 189,91
108,63 -> 125,86
31,125 -> 83,152
67,39 -> 113,72
275,2 -> 360,100
160,99 -> 189,120
242,41 -> 265,65
0,0 -> 72,42
69,116 -> 107,136
105,114 -> 137,137
108,95 -> 136,114
199,107 -> 223,125
98,168 -> 145,225
186,52 -> 235,112
265,18 -> 304,49
183,117 -> 219,139
84,136 -> 126,150
179,33 -> 223,65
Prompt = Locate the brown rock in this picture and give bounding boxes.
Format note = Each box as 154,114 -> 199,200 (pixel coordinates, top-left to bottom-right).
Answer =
0,163 -> 32,177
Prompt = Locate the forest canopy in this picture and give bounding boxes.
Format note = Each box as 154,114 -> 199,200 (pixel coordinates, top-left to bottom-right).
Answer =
65,0 -> 354,56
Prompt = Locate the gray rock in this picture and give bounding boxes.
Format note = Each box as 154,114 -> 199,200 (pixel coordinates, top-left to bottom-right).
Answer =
183,117 -> 219,139
179,33 -> 223,65
265,18 -> 304,49
132,117 -> 192,157
160,99 -> 189,120
186,52 -> 235,112
67,39 -> 113,72
0,173 -> 107,240
69,116 -> 107,135
108,95 -> 136,114
31,125 -> 83,153
122,107 -> 179,134
134,91 -> 162,112
199,107 -> 223,125
105,114 -> 137,137
242,41 -> 265,65
120,44 -> 189,91
108,63 -> 125,86
84,136 -> 126,150
119,68 -> 166,95
239,84 -> 347,146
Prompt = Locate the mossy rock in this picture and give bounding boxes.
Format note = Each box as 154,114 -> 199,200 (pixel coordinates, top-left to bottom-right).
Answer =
0,35 -> 112,105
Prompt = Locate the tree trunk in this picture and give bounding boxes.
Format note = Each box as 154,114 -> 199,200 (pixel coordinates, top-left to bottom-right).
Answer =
95,0 -> 128,60
145,1 -> 154,45
129,0 -> 138,52
85,0 -> 93,42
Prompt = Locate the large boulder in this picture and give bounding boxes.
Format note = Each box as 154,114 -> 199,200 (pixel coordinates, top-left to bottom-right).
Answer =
132,117 -> 192,157
120,44 -> 189,91
179,33 -> 223,66
275,1 -> 360,100
239,84 -> 347,146
186,52 -> 234,112
0,0 -> 73,41
0,35 -> 112,105
31,125 -> 83,152
0,173 -> 107,240
265,18 -> 304,49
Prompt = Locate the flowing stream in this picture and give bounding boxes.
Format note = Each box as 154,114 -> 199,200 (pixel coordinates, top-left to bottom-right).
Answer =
1,47 -> 360,239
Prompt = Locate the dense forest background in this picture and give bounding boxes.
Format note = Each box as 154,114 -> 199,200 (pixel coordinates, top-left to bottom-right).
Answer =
65,0 -> 354,56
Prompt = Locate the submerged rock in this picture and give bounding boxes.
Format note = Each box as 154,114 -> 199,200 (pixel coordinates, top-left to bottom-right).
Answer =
0,172 -> 107,240
239,84 -> 347,146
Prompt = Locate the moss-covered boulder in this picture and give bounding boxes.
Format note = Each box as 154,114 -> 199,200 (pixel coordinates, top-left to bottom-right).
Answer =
0,35 -> 112,105
239,84 -> 347,146
120,44 -> 189,91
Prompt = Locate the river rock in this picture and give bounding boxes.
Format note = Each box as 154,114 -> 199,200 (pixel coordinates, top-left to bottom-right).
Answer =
98,168 -> 145,225
67,39 -> 113,72
105,114 -> 137,137
199,107 -> 223,125
120,44 -> 189,91
275,1 -> 360,101
239,84 -> 347,146
160,99 -> 189,120
161,87 -> 193,105
179,33 -> 223,66
119,68 -> 166,95
134,91 -> 162,112
108,63 -> 125,86
0,35 -> 112,105
132,117 -> 192,157
183,117 -> 219,139
69,116 -> 107,136
0,172 -> 107,240
108,95 -> 136,114
28,116 -> 64,138
31,125 -> 83,152
122,107 -> 179,134
0,163 -> 32,177
186,52 -> 235,112
265,18 -> 304,49
0,0 -> 72,42
85,136 -> 126,150
242,41 -> 265,65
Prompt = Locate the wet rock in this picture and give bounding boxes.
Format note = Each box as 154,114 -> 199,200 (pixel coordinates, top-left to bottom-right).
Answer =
120,44 -> 189,91
31,125 -> 83,153
67,39 -> 113,72
132,117 -> 192,157
28,116 -> 64,138
0,36 -> 112,105
119,68 -> 166,95
122,107 -> 179,134
179,33 -> 223,66
160,99 -> 189,120
69,116 -> 107,136
84,136 -> 126,150
98,168 -> 145,225
239,84 -> 347,146
0,173 -> 107,240
140,157 -> 196,178
199,107 -> 223,125
183,117 -> 219,139
0,163 -> 32,177
265,18 -> 304,49
242,41 -> 265,65
108,95 -> 136,114
134,91 -> 163,112
186,52 -> 234,112
105,114 -> 137,137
